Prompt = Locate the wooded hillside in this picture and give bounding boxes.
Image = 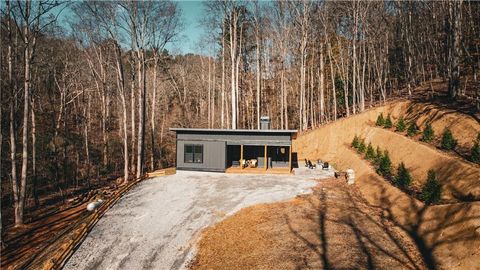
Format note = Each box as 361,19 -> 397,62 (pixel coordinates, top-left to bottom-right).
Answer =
0,0 -> 479,235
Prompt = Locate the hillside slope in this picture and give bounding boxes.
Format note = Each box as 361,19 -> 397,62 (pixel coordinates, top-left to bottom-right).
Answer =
294,100 -> 480,201
293,100 -> 480,270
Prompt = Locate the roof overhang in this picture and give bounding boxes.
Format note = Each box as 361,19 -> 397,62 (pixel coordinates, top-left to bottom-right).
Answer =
169,128 -> 297,134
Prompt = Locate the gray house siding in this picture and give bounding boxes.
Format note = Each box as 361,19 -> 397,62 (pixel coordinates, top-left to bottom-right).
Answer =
176,140 -> 226,172
176,132 -> 292,146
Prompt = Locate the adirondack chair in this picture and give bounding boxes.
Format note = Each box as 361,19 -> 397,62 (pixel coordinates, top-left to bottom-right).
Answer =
240,159 -> 247,168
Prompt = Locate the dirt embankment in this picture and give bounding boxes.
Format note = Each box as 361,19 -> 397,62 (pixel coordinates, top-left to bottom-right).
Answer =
191,179 -> 426,270
295,100 -> 480,201
293,100 -> 480,270
400,101 -> 480,150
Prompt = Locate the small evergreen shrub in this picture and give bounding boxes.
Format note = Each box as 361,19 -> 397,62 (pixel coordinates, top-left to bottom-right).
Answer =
440,128 -> 457,150
471,142 -> 480,163
407,122 -> 418,137
395,162 -> 413,189
352,135 -> 360,149
396,117 -> 406,132
421,123 -> 434,142
471,133 -> 480,163
373,146 -> 383,166
378,150 -> 392,177
376,113 -> 385,126
358,139 -> 366,154
365,143 -> 375,160
384,114 -> 393,129
421,170 -> 442,204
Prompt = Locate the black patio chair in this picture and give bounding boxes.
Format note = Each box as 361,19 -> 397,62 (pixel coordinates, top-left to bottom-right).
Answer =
322,162 -> 329,170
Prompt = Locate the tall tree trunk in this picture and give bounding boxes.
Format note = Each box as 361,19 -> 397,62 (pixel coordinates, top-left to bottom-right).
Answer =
0,46 -> 3,249
10,97 -> 19,225
447,0 -> 462,99
256,29 -> 261,129
4,0 -> 13,243
221,21 -> 225,128
406,6 -> 413,97
328,41 -> 337,121
283,67 -> 288,129
235,24 -> 243,128
337,35 -> 350,117
352,6 -> 357,115
313,63 -> 316,126
344,58 -> 350,117
280,69 -> 284,129
150,53 -> 158,172
31,98 -> 39,206
208,56 -> 211,128
84,93 -> 91,189
121,91 -> 129,182
9,16 -> 20,217
130,54 -> 136,174
352,37 -> 357,114
212,58 -> 216,128
18,22 -> 33,225
359,32 -> 366,112
319,43 -> 325,123
101,85 -> 108,167
114,43 -> 129,183
229,11 -> 238,129
136,50 -> 146,178
99,49 -> 108,168
300,47 -> 306,130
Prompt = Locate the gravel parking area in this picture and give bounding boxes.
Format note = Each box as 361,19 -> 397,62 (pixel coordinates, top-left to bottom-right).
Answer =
64,169 -> 332,270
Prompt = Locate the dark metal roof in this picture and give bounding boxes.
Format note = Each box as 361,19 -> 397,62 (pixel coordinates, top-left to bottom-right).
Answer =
169,128 -> 297,134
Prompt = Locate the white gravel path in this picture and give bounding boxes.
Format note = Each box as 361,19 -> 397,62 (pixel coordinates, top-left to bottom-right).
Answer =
64,169 -> 332,270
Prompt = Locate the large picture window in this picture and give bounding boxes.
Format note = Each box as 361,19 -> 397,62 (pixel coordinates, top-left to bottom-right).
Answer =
184,144 -> 203,163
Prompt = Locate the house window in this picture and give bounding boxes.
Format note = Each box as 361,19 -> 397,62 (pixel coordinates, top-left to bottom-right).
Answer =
184,144 -> 203,163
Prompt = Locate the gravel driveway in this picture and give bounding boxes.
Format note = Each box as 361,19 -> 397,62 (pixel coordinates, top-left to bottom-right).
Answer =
64,169 -> 332,270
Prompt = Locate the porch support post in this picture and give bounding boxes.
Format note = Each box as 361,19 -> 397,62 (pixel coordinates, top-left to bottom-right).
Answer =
289,145 -> 292,172
264,145 -> 267,170
240,144 -> 244,169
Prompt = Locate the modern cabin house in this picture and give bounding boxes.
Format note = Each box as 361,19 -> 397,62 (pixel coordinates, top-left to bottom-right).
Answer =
170,119 -> 297,174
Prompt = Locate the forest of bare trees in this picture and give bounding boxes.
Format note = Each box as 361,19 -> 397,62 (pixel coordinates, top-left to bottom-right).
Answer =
0,0 -> 479,232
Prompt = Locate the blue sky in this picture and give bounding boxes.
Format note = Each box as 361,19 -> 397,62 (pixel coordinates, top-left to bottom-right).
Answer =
168,0 -> 207,55
53,0 -> 207,55
2,0 -> 208,54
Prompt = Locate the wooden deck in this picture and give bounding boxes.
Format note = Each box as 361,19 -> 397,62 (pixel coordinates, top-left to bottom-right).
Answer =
146,167 -> 176,178
225,167 -> 292,175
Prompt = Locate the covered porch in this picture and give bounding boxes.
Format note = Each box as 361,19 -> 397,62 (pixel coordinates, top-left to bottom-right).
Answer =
226,144 -> 292,174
